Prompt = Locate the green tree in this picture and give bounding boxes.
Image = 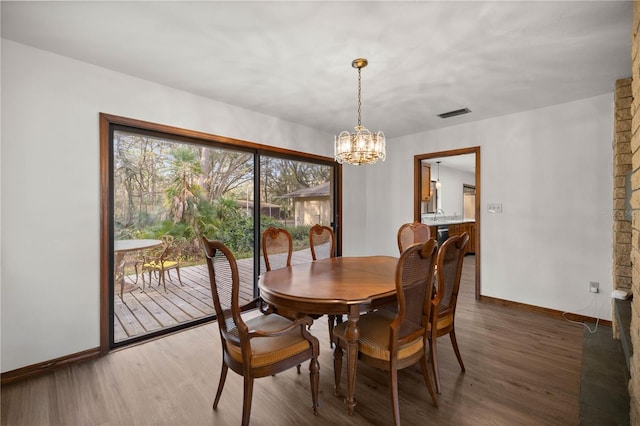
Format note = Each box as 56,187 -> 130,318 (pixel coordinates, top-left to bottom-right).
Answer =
113,133 -> 168,233
165,146 -> 203,224
201,149 -> 253,202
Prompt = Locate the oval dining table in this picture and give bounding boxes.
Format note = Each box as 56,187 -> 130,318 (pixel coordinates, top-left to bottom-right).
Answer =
258,255 -> 399,415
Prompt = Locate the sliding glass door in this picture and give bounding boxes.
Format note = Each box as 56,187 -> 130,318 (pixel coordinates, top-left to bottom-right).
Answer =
102,114 -> 340,349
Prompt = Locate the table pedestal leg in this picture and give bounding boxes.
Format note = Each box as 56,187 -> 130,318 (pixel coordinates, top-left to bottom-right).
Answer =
345,305 -> 360,415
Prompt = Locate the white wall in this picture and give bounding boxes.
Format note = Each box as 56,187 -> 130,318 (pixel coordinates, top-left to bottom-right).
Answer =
363,94 -> 614,321
1,39 -> 614,373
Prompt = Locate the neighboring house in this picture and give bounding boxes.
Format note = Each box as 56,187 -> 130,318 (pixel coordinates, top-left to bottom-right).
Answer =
283,182 -> 331,227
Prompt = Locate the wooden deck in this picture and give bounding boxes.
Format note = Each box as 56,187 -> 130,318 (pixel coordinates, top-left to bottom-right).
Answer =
114,249 -> 313,342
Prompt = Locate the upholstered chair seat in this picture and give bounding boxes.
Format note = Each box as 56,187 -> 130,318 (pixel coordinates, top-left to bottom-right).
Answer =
333,310 -> 424,362
225,314 -> 315,368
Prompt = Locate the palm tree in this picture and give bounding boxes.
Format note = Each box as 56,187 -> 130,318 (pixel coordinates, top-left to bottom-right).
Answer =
166,146 -> 203,224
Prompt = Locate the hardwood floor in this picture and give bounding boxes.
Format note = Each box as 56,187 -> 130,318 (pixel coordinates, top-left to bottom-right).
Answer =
2,255 -> 584,425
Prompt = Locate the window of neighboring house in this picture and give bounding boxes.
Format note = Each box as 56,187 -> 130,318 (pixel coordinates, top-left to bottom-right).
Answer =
100,114 -> 341,350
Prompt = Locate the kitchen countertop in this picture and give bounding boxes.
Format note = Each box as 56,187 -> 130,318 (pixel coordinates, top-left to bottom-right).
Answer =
421,218 -> 476,226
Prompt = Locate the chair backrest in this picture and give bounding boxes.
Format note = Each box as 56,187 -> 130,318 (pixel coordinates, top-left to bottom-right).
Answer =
159,235 -> 183,261
309,224 -> 336,261
391,239 -> 438,347
202,238 -> 246,346
262,226 -> 293,272
433,232 -> 470,315
397,222 -> 432,254
145,235 -> 174,261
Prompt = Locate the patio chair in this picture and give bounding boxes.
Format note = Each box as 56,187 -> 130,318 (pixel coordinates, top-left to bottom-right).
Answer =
429,232 -> 469,393
333,239 -> 439,425
202,237 -> 319,426
140,235 -> 184,292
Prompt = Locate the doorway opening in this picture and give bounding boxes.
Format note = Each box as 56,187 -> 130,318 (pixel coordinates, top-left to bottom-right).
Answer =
414,147 -> 480,299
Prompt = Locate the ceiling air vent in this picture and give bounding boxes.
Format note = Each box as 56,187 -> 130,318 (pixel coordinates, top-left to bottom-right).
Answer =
437,108 -> 471,119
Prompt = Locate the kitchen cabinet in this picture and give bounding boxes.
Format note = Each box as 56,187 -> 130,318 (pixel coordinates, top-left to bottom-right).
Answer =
448,224 -> 459,237
421,163 -> 431,201
447,222 -> 475,254
467,222 -> 476,253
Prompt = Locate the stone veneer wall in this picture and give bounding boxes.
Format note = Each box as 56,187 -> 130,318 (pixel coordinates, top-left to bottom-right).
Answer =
629,3 -> 640,423
614,77 -> 633,341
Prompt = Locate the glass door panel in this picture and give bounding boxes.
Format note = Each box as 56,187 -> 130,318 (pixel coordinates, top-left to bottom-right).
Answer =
258,156 -> 334,274
112,130 -> 254,345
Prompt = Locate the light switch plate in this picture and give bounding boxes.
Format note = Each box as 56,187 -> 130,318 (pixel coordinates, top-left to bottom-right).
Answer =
488,203 -> 503,213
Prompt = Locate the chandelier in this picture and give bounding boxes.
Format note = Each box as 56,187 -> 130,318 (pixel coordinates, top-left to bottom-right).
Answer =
334,58 -> 386,165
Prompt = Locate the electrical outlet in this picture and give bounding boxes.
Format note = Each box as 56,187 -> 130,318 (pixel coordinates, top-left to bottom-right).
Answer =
589,281 -> 599,293
488,203 -> 503,213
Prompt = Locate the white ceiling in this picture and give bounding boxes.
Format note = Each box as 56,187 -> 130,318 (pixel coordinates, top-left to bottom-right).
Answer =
1,1 -> 632,139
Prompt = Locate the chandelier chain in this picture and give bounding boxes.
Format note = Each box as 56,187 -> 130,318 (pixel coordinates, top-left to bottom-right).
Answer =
357,67 -> 362,127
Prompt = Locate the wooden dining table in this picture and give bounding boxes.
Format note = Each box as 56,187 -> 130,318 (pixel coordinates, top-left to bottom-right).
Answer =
258,255 -> 399,415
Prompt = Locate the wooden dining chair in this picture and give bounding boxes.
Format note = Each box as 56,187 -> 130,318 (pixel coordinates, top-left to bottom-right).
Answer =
262,225 -> 293,272
397,222 -> 432,254
202,237 -> 320,426
309,224 -> 336,261
333,239 -> 439,425
428,232 -> 470,393
261,225 -> 304,335
309,224 -> 341,347
140,235 -> 184,292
